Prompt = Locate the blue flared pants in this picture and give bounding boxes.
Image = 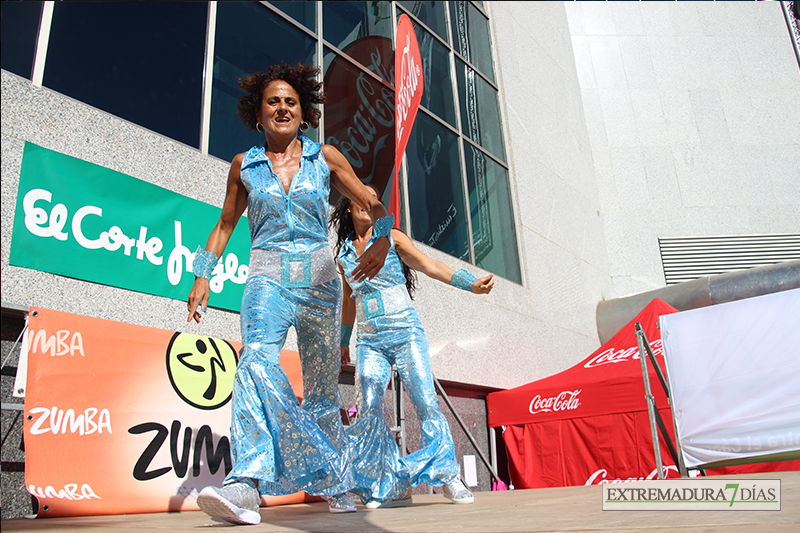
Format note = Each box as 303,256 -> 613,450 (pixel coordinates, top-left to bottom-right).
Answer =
348,306 -> 459,503
225,275 -> 353,497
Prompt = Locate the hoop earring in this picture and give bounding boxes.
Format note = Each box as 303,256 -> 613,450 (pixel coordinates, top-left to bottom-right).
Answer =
256,122 -> 265,133
299,121 -> 310,132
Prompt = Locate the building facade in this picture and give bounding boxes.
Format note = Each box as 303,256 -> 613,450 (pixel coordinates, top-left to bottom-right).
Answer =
2,0 -> 799,519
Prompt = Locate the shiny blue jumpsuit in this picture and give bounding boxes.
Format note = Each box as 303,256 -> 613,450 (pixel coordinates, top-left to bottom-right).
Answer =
338,233 -> 460,504
225,137 -> 353,497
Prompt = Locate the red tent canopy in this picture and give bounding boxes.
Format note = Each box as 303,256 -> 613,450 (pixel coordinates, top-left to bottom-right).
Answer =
487,298 -> 680,488
488,298 -> 799,488
488,299 -> 676,429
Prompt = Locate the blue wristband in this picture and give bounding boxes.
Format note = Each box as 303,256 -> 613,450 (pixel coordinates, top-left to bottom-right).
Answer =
340,324 -> 354,347
373,214 -> 395,238
450,269 -> 477,292
192,247 -> 219,280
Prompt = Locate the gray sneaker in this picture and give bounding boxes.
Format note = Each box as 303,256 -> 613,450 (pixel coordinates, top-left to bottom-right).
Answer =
196,483 -> 261,525
365,487 -> 413,509
443,478 -> 474,504
326,492 -> 357,513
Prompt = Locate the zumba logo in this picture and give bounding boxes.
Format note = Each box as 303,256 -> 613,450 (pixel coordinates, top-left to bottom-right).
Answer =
166,332 -> 238,410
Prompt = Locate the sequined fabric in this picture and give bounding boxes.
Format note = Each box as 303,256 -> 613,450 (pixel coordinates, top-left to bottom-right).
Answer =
225,136 -> 353,497
338,234 -> 460,504
355,284 -> 412,322
248,246 -> 339,288
240,136 -> 331,254
326,491 -> 357,513
192,247 -> 219,279
450,268 -> 477,292
372,213 -> 395,238
338,234 -> 405,295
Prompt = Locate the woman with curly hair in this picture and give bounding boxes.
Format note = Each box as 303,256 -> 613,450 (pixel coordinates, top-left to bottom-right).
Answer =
330,185 -> 494,509
187,63 -> 393,524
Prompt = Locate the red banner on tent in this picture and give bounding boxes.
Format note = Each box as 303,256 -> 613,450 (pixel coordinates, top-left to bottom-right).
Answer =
391,13 -> 423,227
22,307 -> 316,517
502,408 -> 683,487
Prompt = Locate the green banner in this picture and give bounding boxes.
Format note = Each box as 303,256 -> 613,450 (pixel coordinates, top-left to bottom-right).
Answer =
10,142 -> 250,312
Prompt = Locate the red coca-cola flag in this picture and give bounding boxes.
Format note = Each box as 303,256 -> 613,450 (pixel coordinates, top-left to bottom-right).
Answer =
391,14 -> 423,228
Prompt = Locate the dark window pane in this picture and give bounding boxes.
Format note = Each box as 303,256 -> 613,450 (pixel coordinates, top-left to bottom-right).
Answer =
44,2 -> 206,148
412,20 -> 457,128
1,1 -> 42,79
464,144 -> 521,284
398,1 -> 447,42
323,47 -> 395,206
269,0 -> 315,31
449,1 -> 494,83
210,2 -> 316,162
406,112 -> 469,260
323,0 -> 392,82
455,58 -> 505,161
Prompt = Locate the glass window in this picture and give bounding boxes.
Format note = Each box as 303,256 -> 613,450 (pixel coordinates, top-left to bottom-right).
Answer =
398,1 -> 447,42
322,25 -> 394,86
455,58 -> 506,162
21,0 -> 517,282
209,2 -> 317,162
449,1 -> 494,83
406,112 -> 469,260
412,20 -> 457,128
1,1 -> 42,80
323,1 -> 393,78
44,2 -> 206,148
322,47 -> 395,206
268,0 -> 316,31
464,144 -> 521,284
396,165 -> 407,232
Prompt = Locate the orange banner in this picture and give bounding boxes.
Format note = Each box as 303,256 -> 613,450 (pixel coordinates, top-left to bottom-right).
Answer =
23,307 -> 317,517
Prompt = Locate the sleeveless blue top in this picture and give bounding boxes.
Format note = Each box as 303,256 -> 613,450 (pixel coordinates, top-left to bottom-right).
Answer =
239,136 -> 330,254
337,232 -> 406,296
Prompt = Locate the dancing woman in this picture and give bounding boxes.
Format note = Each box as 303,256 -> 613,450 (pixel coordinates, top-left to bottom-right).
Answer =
187,64 -> 393,524
330,186 -> 493,509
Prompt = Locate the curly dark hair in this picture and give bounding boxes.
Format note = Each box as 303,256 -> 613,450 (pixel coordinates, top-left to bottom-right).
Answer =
237,63 -> 326,131
329,194 -> 417,299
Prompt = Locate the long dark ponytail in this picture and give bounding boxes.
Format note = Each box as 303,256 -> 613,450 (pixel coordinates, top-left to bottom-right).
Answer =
329,195 -> 417,299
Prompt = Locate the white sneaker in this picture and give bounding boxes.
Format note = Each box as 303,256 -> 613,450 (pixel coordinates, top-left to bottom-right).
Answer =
443,478 -> 474,504
365,488 -> 413,509
327,492 -> 357,513
196,483 -> 261,525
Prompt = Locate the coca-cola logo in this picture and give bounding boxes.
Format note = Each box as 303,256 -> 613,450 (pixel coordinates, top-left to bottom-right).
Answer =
583,339 -> 663,369
528,390 -> 581,415
324,36 -> 395,202
395,29 -> 422,144
585,465 -> 679,485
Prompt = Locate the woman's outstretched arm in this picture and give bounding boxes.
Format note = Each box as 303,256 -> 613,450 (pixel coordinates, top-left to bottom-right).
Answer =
392,229 -> 494,294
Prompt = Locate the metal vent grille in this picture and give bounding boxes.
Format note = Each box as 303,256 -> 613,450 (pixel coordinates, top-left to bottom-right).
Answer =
658,234 -> 800,285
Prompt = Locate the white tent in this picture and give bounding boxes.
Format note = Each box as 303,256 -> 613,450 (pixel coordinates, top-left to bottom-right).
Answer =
660,288 -> 800,469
